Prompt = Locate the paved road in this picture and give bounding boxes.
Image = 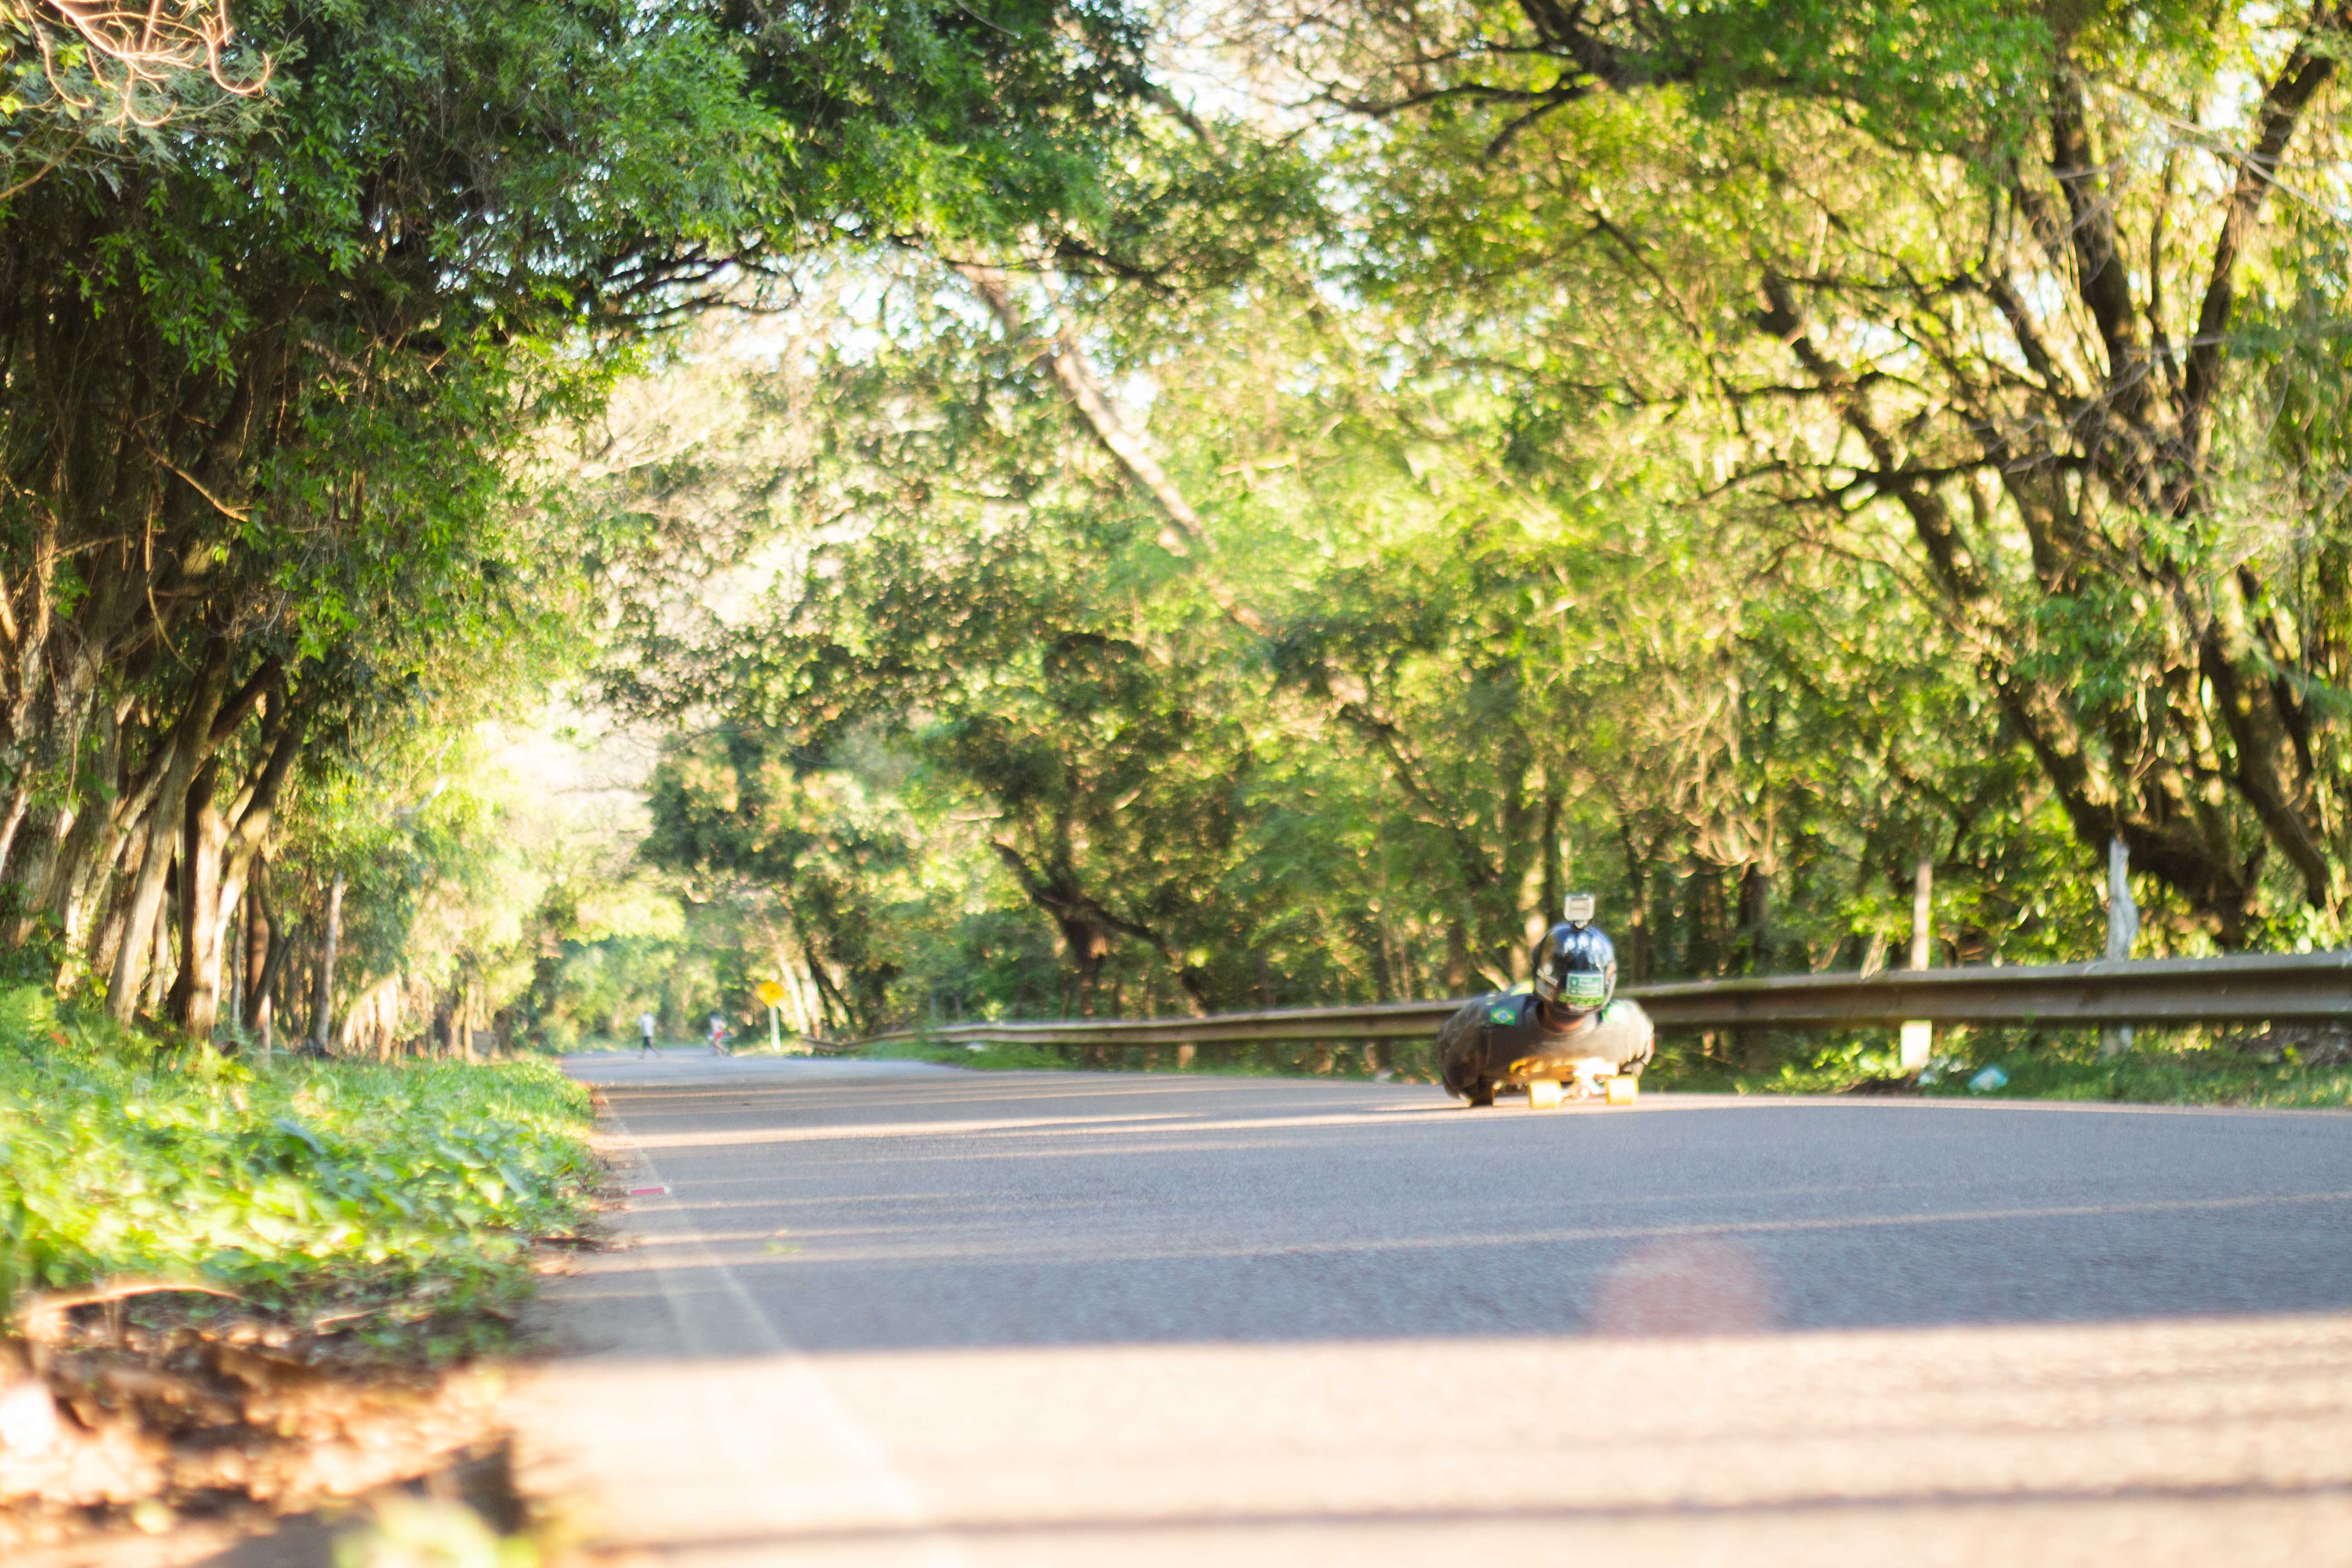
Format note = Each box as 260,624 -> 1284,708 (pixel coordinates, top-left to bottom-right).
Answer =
513,1051 -> 2352,1565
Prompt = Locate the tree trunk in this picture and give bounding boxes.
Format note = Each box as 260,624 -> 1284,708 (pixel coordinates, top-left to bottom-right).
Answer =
168,757 -> 229,1041
1444,920 -> 1471,994
229,895 -> 243,1034
1617,818 -> 1654,986
308,871 -> 344,1053
1910,857 -> 1934,970
48,701 -> 137,960
0,776 -> 34,891
244,858 -> 290,1046
24,678 -> 115,952
2100,836 -> 2139,1058
1738,863 -> 1771,974
144,865 -> 174,1015
244,882 -> 274,1059
1686,857 -> 1727,977
196,707 -> 301,1033
0,682 -> 74,905
1539,777 -> 1565,926
0,511 -> 60,885
87,817 -> 142,991
109,640 -> 231,1023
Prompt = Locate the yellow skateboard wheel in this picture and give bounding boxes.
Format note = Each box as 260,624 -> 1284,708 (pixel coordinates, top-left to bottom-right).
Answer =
1528,1080 -> 1565,1110
1606,1075 -> 1639,1106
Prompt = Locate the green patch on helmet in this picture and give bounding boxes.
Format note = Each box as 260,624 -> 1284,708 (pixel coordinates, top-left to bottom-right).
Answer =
1563,972 -> 1610,1007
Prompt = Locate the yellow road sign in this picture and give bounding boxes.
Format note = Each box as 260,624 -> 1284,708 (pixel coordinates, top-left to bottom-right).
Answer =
755,980 -> 786,1008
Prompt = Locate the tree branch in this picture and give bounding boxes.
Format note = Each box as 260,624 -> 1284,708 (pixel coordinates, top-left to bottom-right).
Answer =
955,261 -> 1273,638
2175,10 -> 2343,504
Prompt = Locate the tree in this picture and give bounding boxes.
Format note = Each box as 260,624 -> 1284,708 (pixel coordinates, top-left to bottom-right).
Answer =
0,0 -> 774,1034
0,0 -> 270,196
603,248 -> 2061,1021
0,0 -> 1177,1041
595,5 -> 2342,1033
1251,0 -> 2352,945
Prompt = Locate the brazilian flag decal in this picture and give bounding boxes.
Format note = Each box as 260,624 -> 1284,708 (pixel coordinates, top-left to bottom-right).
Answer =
1490,1005 -> 1517,1024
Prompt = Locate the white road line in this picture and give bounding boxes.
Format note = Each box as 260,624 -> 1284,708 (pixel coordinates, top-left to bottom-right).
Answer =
600,1101 -> 978,1568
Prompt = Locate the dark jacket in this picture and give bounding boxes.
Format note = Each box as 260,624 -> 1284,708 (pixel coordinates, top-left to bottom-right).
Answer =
1436,992 -> 1653,1098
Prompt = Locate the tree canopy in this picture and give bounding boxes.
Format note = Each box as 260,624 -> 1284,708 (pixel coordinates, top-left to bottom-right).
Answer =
3,0 -> 2346,1054
0,0 -> 1166,1045
601,0 -> 2352,1037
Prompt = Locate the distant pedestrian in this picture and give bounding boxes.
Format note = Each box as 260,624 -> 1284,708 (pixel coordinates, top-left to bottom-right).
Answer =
639,1010 -> 657,1057
708,1011 -> 728,1055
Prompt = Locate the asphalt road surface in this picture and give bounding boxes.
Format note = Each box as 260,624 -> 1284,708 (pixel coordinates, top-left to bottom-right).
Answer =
512,1050 -> 2352,1566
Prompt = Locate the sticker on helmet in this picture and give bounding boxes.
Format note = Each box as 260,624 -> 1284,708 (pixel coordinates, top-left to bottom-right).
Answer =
1563,972 -> 1609,1006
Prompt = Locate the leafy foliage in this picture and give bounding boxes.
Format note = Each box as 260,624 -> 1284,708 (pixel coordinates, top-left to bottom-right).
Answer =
0,0 -> 1172,1053
0,987 -> 593,1331
1288,0 -> 2352,943
598,243 -> 2112,1037
6,0 -> 2342,1094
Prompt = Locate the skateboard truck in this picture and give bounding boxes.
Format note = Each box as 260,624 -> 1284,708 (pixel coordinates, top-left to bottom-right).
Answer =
1509,1054 -> 1641,1108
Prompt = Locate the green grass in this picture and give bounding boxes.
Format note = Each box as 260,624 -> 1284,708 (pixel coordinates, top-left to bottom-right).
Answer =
1921,1050 -> 2352,1107
0,986 -> 596,1353
1646,1024 -> 2352,1109
853,1022 -> 2352,1110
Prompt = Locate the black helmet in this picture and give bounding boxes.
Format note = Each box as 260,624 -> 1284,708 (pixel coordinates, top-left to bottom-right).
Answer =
1533,919 -> 1617,1018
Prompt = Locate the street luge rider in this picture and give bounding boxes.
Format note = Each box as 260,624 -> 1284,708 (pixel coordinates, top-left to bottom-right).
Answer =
1437,895 -> 1654,1107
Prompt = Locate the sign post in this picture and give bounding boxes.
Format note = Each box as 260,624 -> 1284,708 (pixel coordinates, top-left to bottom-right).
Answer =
1901,856 -> 1933,1071
755,980 -> 787,1053
2100,836 -> 2138,1058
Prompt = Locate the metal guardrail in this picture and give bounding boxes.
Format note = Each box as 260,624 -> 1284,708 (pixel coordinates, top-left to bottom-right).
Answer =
841,950 -> 2352,1052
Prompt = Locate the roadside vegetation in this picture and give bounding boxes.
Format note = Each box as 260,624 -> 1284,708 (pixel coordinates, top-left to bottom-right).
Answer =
0,989 -> 593,1341
0,985 -> 595,1548
1656,1027 -> 2352,1111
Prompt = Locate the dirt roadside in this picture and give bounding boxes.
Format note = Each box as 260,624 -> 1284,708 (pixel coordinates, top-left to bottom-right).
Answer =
0,1200 -> 617,1564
